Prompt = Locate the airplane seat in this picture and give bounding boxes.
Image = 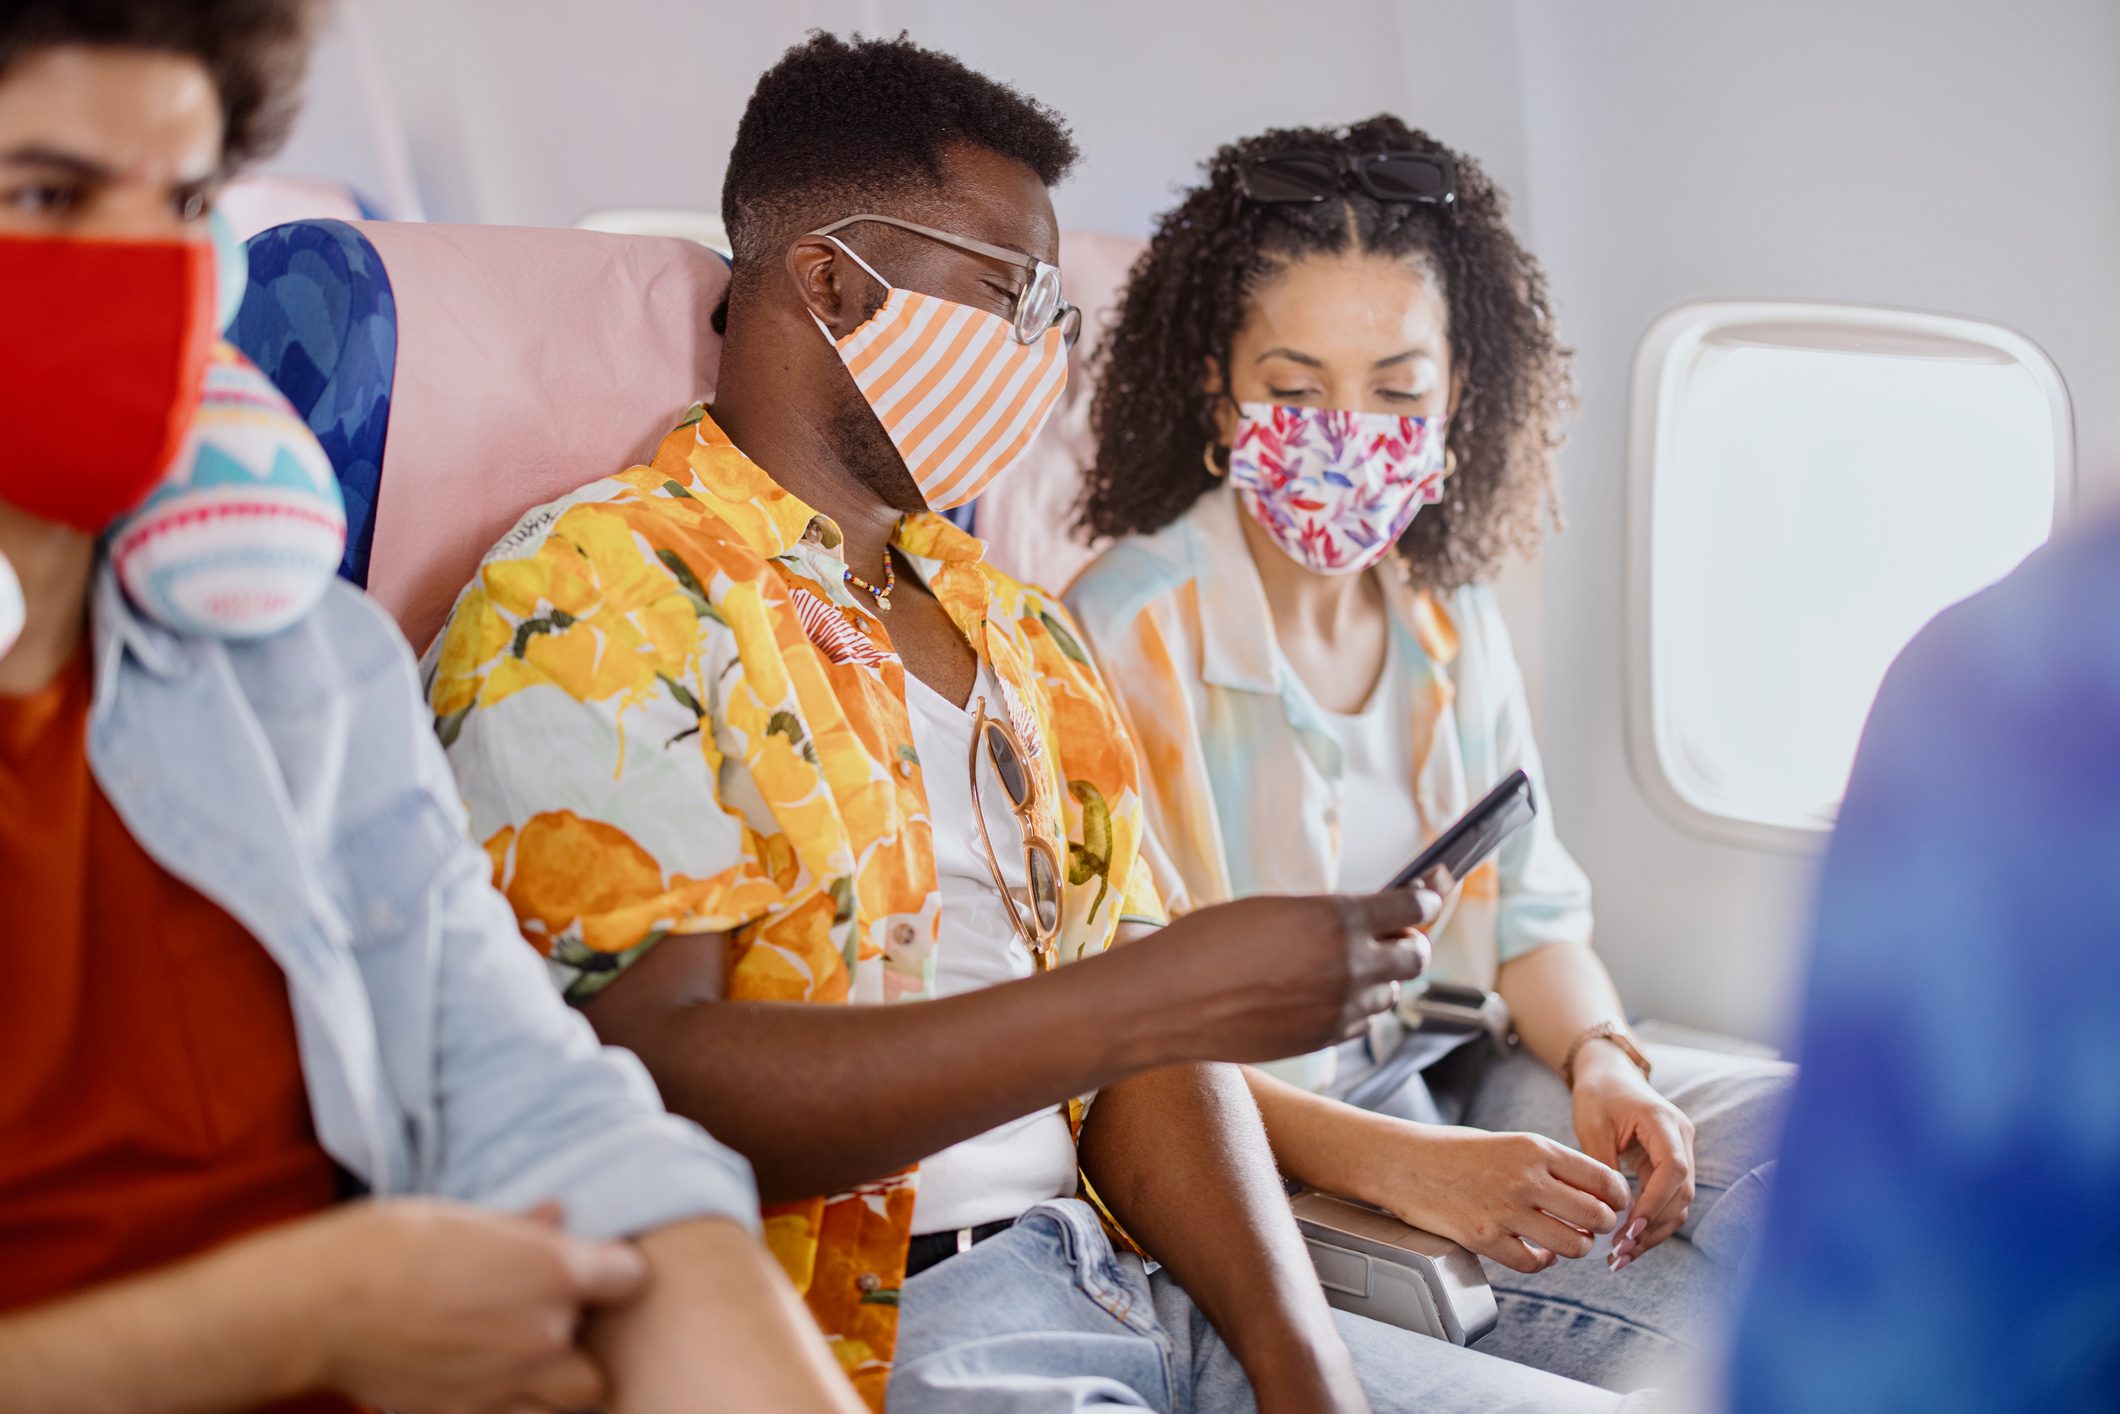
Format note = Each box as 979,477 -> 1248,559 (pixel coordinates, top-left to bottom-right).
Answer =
230,218 -> 730,652
231,219 -> 397,588
970,229 -> 1146,595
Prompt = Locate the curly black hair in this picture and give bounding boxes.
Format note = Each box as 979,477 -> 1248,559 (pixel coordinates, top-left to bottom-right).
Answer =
1079,115 -> 1573,593
721,31 -> 1078,300
0,0 -> 325,169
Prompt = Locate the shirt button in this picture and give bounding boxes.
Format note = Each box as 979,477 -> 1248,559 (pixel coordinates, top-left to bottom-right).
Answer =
898,758 -> 913,777
856,1272 -> 881,1293
891,923 -> 916,948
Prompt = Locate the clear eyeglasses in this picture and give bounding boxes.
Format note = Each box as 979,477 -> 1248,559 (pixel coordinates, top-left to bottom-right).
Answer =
811,213 -> 1081,347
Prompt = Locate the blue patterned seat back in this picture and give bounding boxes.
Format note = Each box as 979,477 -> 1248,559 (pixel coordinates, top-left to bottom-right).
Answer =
229,220 -> 397,587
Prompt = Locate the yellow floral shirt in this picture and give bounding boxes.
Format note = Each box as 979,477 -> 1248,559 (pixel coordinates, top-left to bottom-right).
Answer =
424,409 -> 1160,1407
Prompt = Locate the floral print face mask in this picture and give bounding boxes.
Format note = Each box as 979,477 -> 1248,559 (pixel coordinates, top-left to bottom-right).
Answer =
1227,401 -> 1448,575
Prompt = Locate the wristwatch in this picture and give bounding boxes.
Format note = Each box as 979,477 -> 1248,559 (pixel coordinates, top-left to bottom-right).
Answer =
1560,1021 -> 1652,1090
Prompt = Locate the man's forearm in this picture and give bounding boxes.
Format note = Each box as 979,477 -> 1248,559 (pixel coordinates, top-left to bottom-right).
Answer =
0,1231 -> 324,1414
591,941 -> 1181,1203
587,1218 -> 863,1413
1079,1064 -> 1368,1414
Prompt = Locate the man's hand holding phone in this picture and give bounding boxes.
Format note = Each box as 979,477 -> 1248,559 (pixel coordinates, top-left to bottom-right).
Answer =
1112,887 -> 1442,1066
1097,772 -> 1539,1070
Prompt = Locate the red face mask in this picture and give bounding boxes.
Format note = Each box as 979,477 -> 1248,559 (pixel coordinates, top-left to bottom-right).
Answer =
0,233 -> 216,533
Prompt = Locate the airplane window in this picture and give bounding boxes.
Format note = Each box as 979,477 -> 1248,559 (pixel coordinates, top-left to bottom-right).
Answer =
1628,302 -> 2073,843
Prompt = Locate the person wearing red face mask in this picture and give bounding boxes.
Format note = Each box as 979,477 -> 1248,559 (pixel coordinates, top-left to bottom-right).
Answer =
0,6 -> 861,1412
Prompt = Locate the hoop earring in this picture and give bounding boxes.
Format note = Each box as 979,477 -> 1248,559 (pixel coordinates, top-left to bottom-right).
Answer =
1203,441 -> 1230,478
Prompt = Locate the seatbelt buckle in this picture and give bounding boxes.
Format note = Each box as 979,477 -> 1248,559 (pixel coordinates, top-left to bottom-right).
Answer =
1406,980 -> 1513,1051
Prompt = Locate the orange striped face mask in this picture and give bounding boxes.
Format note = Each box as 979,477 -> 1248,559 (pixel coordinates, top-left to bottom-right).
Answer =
815,236 -> 1069,511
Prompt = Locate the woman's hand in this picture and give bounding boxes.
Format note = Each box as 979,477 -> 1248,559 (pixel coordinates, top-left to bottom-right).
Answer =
1568,1046 -> 1696,1270
1362,1122 -> 1629,1274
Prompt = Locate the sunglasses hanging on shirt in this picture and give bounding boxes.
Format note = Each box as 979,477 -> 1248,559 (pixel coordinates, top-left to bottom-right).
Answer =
1234,149 -> 1457,208
967,694 -> 1064,967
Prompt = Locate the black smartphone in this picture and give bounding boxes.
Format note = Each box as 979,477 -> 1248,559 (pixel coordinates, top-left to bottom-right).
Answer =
1385,769 -> 1536,892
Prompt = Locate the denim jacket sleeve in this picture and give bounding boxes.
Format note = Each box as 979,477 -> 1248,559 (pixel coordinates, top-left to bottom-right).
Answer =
90,573 -> 758,1241
416,823 -> 762,1240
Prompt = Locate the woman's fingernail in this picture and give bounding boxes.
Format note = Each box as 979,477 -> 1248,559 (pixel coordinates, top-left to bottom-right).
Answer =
1610,1255 -> 1632,1274
1627,1217 -> 1647,1242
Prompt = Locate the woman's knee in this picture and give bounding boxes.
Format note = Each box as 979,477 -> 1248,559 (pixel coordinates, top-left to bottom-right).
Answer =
1677,1056 -> 1794,1193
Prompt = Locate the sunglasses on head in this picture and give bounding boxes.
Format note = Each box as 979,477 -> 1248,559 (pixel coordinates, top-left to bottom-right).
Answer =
1234,149 -> 1457,207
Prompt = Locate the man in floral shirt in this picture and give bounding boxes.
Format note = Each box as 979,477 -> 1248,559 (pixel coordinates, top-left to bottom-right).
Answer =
429,32 -> 1634,1414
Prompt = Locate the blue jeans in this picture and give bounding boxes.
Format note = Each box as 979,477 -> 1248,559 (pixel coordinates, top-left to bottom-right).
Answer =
889,1197 -> 1652,1412
1456,1043 -> 1794,1391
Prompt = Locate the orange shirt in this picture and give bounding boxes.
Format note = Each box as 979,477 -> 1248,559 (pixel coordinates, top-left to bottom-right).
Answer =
0,652 -> 355,1413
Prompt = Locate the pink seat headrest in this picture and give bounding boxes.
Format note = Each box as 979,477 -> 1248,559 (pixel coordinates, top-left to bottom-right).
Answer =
355,221 -> 728,650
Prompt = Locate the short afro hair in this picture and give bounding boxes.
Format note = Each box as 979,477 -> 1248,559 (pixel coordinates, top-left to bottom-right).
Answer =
721,31 -> 1078,282
0,0 -> 323,171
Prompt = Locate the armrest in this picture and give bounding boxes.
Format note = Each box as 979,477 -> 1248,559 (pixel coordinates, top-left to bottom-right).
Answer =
1288,1188 -> 1498,1346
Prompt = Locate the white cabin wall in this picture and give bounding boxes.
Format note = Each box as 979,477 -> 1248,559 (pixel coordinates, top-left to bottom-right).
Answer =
288,1 -> 1531,232
331,0 -> 883,225
863,0 -> 1531,235
1510,0 -> 2120,1043
254,7 -> 411,213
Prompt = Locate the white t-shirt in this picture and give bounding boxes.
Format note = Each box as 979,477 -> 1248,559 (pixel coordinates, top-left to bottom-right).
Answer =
1305,633 -> 1449,1094
1254,633 -> 1426,1093
1314,634 -> 1424,893
902,662 -> 1079,1235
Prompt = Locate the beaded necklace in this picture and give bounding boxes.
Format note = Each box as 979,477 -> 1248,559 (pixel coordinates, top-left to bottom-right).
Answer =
844,551 -> 894,613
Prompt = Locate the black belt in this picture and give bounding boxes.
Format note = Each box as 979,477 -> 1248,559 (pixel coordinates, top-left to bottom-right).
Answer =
904,1219 -> 1014,1279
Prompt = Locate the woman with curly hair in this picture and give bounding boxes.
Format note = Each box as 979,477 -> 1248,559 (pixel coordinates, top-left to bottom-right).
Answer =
1065,117 -> 1791,1390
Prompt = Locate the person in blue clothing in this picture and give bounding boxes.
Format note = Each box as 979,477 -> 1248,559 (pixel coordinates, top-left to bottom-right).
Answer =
1727,511 -> 2120,1412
